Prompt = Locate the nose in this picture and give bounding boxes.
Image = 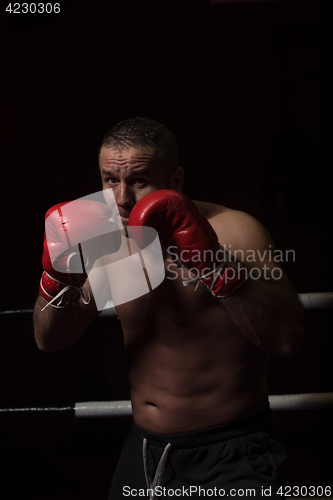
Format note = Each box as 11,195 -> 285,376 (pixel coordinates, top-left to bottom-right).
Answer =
115,181 -> 135,214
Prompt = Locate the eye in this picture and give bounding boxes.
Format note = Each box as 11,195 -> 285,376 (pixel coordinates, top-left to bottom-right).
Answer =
133,178 -> 147,186
107,177 -> 118,185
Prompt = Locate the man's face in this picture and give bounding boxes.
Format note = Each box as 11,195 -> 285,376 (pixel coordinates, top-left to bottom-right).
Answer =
99,146 -> 182,227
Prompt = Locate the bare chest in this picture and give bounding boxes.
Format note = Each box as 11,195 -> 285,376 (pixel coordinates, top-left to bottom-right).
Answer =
115,257 -> 239,349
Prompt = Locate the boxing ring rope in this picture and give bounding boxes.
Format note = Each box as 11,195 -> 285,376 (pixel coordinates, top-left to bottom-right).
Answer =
296,292 -> 333,310
75,393 -> 333,416
1,394 -> 333,419
1,292 -> 333,323
1,291 -> 332,419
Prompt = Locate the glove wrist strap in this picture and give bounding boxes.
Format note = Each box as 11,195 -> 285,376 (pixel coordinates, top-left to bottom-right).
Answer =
39,271 -> 90,311
182,246 -> 248,299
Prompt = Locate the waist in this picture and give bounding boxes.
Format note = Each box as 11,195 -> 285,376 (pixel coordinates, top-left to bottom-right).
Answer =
134,403 -> 277,449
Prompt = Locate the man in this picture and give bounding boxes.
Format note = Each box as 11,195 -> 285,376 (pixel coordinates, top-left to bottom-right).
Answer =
34,117 -> 304,499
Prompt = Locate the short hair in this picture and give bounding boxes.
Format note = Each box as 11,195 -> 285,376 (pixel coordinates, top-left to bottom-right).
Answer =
99,117 -> 180,171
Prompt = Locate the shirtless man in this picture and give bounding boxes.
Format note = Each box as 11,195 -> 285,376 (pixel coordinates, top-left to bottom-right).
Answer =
34,118 -> 304,499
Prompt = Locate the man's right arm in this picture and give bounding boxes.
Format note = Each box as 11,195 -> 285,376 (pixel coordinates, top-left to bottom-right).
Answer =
33,277 -> 100,352
34,198 -> 119,353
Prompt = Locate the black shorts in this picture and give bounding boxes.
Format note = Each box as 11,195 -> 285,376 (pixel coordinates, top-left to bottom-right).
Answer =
109,404 -> 287,499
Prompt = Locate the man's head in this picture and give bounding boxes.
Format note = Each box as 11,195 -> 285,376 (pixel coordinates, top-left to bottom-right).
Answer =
99,118 -> 184,226
99,117 -> 180,174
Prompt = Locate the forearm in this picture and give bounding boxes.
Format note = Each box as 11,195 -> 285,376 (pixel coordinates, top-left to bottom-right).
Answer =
221,277 -> 305,356
33,294 -> 93,352
34,197 -> 117,352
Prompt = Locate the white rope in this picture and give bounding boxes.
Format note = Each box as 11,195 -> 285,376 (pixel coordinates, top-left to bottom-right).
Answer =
74,400 -> 133,418
1,395 -> 332,419
0,291 -> 332,321
298,292 -> 333,310
73,393 -> 333,418
269,393 -> 333,411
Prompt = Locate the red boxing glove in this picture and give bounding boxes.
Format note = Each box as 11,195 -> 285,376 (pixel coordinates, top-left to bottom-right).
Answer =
40,199 -> 121,310
128,189 -> 248,299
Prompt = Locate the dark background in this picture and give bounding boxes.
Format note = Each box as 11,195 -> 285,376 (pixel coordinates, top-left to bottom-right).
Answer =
0,0 -> 332,498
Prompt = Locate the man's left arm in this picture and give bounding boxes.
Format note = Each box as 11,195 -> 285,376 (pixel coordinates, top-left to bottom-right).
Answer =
128,190 -> 304,357
214,212 -> 305,356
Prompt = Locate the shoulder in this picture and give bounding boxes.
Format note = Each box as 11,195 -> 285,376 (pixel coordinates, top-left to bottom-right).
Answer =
192,199 -> 274,253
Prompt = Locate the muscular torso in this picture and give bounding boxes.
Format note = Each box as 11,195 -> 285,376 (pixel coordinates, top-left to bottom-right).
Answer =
113,201 -> 269,434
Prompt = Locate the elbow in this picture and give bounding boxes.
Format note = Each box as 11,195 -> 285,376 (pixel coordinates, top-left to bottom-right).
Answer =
36,342 -> 57,353
277,324 -> 305,357
35,337 -> 55,353
34,330 -> 63,353
35,336 -> 67,353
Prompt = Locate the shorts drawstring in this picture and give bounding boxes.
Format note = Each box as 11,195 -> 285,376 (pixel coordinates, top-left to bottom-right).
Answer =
143,438 -> 172,500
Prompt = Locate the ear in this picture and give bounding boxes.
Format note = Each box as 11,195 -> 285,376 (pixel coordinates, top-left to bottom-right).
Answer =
170,167 -> 185,192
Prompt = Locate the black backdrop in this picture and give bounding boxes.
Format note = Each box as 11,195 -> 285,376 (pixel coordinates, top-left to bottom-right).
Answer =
0,1 -> 332,498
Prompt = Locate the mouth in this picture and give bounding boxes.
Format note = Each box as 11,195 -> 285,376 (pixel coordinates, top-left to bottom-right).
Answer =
119,215 -> 130,227
118,209 -> 130,220
115,205 -> 132,226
